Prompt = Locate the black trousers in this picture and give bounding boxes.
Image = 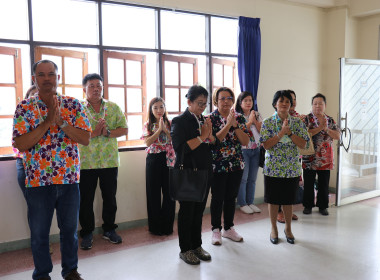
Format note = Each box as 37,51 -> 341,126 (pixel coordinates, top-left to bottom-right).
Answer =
303,169 -> 330,210
79,167 -> 118,237
178,193 -> 209,252
146,152 -> 175,235
211,170 -> 243,231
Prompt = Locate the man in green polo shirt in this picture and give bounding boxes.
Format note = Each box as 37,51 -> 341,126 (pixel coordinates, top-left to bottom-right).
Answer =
78,73 -> 128,250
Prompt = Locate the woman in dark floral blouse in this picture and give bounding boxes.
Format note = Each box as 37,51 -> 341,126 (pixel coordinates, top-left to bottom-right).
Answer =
208,87 -> 250,246
302,93 -> 340,216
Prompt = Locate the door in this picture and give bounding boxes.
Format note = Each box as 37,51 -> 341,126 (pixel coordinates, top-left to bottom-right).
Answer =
336,58 -> 380,206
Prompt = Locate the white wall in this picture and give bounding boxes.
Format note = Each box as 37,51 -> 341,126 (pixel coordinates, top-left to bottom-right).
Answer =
1,0 -> 380,249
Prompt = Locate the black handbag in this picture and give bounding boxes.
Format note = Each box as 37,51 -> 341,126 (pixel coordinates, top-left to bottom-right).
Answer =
169,147 -> 208,202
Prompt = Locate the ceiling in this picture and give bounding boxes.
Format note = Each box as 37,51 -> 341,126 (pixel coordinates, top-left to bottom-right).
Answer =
283,0 -> 348,8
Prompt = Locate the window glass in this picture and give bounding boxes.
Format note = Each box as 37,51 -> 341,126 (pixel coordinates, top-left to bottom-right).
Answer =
108,87 -> 125,111
0,54 -> 15,83
164,61 -> 178,86
224,65 -> 233,88
65,88 -> 84,101
127,115 -> 142,140
126,60 -> 141,86
33,0 -> 98,44
102,4 -> 155,48
127,88 -> 142,113
211,17 -> 238,55
107,58 -> 124,85
0,88 -> 16,115
64,57 -> 83,85
213,63 -> 223,87
181,88 -> 188,112
0,119 -> 13,148
180,63 -> 193,86
161,11 -> 205,52
0,0 -> 29,40
165,88 -> 179,112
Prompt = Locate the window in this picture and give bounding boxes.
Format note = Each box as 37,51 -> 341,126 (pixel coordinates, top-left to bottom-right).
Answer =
102,3 -> 156,49
162,54 -> 198,117
0,46 -> 23,155
35,47 -> 89,100
32,0 -> 98,44
0,0 -> 239,155
212,57 -> 237,93
103,50 -> 147,146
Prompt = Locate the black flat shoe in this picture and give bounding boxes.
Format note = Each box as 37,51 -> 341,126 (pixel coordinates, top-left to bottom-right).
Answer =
303,208 -> 312,214
319,208 -> 329,216
270,234 -> 279,244
284,230 -> 295,244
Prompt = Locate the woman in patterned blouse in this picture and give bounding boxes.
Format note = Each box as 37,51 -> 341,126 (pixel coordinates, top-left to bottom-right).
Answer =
302,93 -> 340,216
142,97 -> 176,236
208,87 -> 250,245
260,90 -> 308,245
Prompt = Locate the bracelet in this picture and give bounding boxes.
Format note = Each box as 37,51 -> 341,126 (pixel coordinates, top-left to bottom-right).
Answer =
197,136 -> 203,143
288,132 -> 293,137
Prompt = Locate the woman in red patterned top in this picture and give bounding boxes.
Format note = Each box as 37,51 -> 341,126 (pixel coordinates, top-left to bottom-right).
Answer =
142,97 -> 176,236
302,93 -> 340,216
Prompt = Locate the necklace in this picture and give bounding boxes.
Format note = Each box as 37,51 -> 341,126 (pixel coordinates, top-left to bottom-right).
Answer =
33,93 -> 64,123
84,100 -> 106,123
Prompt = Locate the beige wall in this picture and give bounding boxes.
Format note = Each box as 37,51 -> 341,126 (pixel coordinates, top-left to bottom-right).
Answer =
1,0 -> 379,248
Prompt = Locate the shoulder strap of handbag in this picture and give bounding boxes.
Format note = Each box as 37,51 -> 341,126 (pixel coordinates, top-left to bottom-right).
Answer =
179,145 -> 198,171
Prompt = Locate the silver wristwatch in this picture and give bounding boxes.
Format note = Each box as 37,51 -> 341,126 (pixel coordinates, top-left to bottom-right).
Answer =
59,120 -> 68,129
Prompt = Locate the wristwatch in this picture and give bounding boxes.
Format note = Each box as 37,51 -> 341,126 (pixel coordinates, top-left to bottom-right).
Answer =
106,129 -> 111,137
59,120 -> 68,129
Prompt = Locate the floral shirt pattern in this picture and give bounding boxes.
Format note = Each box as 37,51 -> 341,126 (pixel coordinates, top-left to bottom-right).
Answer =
260,113 -> 309,178
142,121 -> 175,167
208,110 -> 249,173
12,94 -> 91,188
79,99 -> 127,169
302,113 -> 338,170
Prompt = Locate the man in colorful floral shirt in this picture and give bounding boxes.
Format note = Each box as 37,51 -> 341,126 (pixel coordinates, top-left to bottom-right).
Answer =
78,73 -> 128,250
12,60 -> 91,280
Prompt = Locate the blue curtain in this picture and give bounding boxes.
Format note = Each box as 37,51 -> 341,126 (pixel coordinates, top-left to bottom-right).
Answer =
238,17 -> 261,110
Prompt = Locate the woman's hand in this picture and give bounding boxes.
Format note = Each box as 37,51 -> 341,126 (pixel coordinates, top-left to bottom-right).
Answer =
279,118 -> 291,137
200,118 -> 212,141
318,116 -> 328,131
227,108 -> 238,128
158,117 -> 165,133
248,110 -> 257,125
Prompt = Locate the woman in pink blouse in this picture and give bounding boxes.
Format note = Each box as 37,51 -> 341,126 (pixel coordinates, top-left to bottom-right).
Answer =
142,97 -> 176,235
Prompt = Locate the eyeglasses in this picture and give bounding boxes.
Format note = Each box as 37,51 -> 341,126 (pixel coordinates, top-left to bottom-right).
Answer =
197,101 -> 207,107
218,96 -> 233,102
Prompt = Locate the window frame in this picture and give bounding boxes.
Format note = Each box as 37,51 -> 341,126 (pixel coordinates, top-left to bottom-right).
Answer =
103,50 -> 147,147
0,46 -> 23,155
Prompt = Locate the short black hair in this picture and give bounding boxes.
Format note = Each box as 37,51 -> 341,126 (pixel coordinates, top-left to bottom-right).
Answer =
289,90 -> 296,99
272,90 -> 293,111
235,91 -> 254,114
82,73 -> 103,86
185,85 -> 208,102
312,93 -> 326,104
32,60 -> 58,75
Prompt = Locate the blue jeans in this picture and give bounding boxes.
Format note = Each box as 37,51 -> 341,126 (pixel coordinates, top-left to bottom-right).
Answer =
237,148 -> 260,206
16,158 -> 27,198
25,184 -> 80,280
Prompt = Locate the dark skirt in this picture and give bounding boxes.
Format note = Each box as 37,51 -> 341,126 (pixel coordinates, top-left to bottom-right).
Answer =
264,175 -> 299,205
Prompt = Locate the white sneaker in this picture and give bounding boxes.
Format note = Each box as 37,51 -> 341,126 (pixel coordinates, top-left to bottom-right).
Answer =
240,205 -> 254,214
222,227 -> 243,242
211,229 -> 222,245
249,204 -> 262,213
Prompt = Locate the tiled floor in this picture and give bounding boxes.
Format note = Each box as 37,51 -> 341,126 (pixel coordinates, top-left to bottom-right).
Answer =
1,197 -> 379,280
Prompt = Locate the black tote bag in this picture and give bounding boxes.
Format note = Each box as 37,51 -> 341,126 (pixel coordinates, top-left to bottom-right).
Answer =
169,147 -> 208,202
